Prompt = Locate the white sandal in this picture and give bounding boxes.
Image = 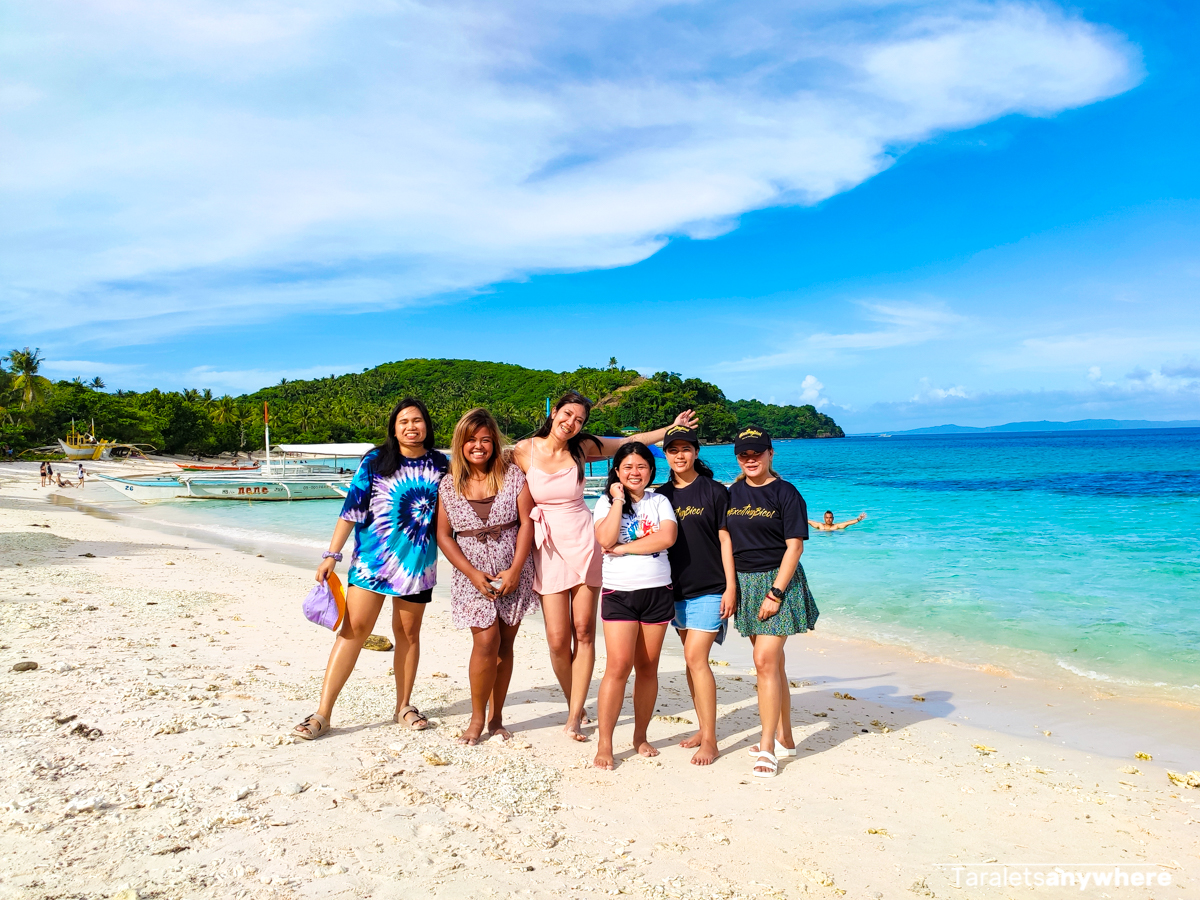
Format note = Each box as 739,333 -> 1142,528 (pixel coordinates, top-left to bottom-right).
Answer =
752,750 -> 778,778
747,740 -> 795,758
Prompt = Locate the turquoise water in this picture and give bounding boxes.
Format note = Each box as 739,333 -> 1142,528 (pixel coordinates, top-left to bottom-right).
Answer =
113,429 -> 1200,697
699,429 -> 1200,697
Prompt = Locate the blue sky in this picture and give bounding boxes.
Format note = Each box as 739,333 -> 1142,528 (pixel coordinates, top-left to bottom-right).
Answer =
3,0 -> 1198,432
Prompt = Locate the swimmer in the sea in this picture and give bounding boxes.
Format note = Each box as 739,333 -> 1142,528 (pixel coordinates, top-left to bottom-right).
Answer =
808,510 -> 866,532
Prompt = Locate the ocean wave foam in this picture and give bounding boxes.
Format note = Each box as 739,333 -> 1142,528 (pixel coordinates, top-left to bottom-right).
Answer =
1055,659 -> 1169,688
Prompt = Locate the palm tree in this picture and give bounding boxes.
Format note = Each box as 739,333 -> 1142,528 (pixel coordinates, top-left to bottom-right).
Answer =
2,347 -> 50,409
89,376 -> 105,390
293,404 -> 318,433
210,395 -> 238,425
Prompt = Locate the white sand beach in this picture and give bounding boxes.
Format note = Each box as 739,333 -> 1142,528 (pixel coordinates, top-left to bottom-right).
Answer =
1,463 -> 1198,899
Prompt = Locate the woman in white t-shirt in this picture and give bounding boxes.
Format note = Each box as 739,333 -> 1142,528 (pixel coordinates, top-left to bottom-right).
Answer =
591,442 -> 678,770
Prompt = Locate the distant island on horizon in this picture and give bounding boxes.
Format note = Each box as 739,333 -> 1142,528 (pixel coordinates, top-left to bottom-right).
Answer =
862,418 -> 1200,436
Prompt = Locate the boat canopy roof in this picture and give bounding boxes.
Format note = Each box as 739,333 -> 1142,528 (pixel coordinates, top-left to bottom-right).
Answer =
275,442 -> 376,456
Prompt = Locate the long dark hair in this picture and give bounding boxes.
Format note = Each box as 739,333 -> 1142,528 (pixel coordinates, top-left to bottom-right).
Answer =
532,390 -> 602,483
374,397 -> 435,477
605,442 -> 656,516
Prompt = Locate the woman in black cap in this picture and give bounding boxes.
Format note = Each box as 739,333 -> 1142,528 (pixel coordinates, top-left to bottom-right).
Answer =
725,426 -> 818,778
657,424 -> 736,766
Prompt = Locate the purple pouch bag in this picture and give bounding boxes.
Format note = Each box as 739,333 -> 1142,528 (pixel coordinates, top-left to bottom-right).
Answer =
303,572 -> 346,630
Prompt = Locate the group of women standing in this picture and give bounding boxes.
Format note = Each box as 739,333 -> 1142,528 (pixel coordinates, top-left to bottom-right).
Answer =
293,391 -> 818,779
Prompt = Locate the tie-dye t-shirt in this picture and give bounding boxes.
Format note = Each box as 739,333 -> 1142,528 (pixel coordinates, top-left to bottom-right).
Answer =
339,448 -> 449,596
591,491 -> 677,591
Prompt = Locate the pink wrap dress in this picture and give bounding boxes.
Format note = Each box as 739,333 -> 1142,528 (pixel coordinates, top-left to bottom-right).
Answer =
527,446 -> 603,594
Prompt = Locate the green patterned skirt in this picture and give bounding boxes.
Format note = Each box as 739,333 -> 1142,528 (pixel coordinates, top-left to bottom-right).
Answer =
734,564 -> 819,637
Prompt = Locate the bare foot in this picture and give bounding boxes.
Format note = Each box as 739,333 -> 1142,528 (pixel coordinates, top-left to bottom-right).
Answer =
486,724 -> 513,741
458,719 -> 484,745
690,741 -> 719,766
563,724 -> 589,742
592,750 -> 614,770
679,731 -> 702,749
563,715 -> 589,742
635,740 -> 659,758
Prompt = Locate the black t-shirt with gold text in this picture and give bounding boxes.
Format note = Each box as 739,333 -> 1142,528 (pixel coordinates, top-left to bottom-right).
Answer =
725,478 -> 808,573
654,476 -> 730,601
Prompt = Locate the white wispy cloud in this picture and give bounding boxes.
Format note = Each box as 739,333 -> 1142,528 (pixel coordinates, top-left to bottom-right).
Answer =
717,299 -> 967,371
1,1 -> 1138,343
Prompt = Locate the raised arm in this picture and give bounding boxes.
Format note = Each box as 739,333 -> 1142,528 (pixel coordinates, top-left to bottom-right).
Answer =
589,409 -> 699,459
834,513 -> 867,530
595,485 -> 626,550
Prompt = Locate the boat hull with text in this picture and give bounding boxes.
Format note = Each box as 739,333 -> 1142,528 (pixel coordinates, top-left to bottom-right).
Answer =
178,474 -> 349,501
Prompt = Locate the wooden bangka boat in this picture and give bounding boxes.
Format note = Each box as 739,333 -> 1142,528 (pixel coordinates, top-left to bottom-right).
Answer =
174,461 -> 261,472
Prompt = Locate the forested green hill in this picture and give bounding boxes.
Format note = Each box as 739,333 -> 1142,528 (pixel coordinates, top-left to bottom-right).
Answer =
1,355 -> 843,454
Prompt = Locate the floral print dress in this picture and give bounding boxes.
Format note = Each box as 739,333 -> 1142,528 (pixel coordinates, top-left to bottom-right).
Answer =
438,464 -> 538,628
339,448 -> 449,596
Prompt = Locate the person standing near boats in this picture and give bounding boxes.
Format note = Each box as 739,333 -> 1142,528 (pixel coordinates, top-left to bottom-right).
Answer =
655,424 -> 736,766
511,391 -> 698,742
725,426 -> 818,779
436,408 -> 538,745
591,442 -> 678,769
294,398 -> 448,740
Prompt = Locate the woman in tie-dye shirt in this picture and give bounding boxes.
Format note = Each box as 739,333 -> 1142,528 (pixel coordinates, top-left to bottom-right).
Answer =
294,398 -> 448,741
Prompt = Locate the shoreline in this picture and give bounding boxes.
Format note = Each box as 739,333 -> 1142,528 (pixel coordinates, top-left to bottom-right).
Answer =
2,463 -> 1198,898
21,465 -> 1200,771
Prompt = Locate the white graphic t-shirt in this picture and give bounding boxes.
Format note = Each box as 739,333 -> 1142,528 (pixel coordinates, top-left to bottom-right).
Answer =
592,491 -> 677,591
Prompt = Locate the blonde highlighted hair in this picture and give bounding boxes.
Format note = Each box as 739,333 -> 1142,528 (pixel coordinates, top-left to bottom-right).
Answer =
449,408 -> 509,497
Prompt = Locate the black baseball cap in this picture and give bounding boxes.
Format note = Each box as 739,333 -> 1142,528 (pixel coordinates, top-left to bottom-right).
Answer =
733,425 -> 772,454
663,424 -> 700,447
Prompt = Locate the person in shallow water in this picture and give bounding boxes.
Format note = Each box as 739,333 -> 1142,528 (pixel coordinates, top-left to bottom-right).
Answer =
808,510 -> 867,531
510,391 -> 698,742
436,408 -> 537,746
293,398 -> 448,741
591,442 -> 678,770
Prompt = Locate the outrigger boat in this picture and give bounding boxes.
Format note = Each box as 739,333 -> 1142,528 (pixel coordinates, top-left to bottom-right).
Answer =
174,461 -> 261,472
97,404 -> 371,503
58,419 -> 115,460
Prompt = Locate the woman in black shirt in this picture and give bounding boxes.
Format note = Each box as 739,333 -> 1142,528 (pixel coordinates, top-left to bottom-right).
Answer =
725,426 -> 818,778
656,425 -> 736,766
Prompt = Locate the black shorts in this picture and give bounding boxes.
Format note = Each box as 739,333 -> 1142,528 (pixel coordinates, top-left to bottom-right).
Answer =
601,585 -> 675,625
388,588 -> 433,604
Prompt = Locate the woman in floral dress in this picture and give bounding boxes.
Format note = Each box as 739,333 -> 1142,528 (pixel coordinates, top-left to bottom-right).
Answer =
294,398 -> 448,740
437,409 -> 537,745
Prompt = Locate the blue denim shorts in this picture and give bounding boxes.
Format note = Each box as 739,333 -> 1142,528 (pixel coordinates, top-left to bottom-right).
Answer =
672,593 -> 727,644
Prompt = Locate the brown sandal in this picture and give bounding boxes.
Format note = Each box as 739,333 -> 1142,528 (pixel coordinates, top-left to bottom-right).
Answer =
293,713 -> 330,741
396,705 -> 429,730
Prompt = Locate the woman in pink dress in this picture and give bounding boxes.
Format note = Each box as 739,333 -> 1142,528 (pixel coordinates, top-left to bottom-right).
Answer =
512,391 -> 698,741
